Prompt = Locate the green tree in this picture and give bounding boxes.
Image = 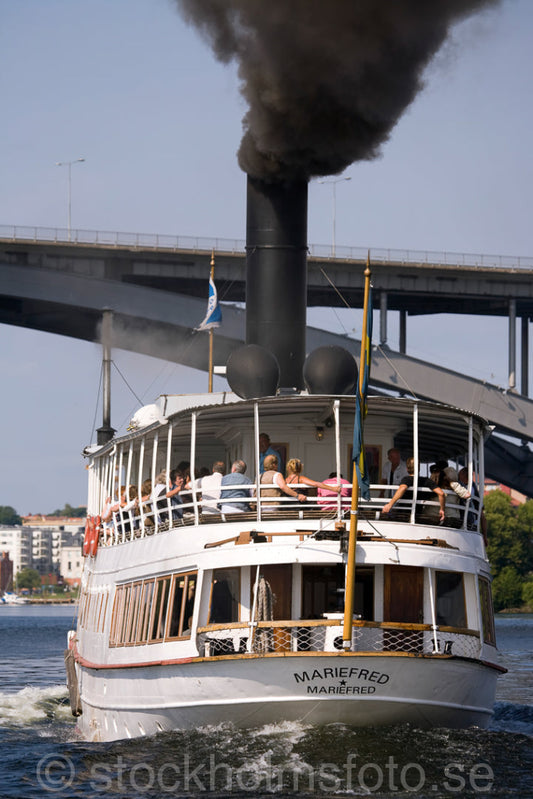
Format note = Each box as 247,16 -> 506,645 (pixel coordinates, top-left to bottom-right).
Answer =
522,575 -> 533,608
49,503 -> 86,518
485,491 -> 533,577
491,565 -> 523,611
0,506 -> 22,525
16,567 -> 42,594
484,491 -> 533,610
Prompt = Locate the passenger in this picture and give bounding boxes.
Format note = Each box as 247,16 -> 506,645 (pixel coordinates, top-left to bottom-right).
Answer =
121,485 -> 138,535
101,492 -> 120,543
176,462 -> 193,512
317,472 -> 352,510
380,448 -> 409,497
285,458 -> 341,498
260,454 -> 306,509
441,466 -> 470,528
381,457 -> 445,523
140,479 -> 154,527
259,433 -> 284,474
165,468 -> 184,520
151,469 -> 168,510
220,460 -> 252,514
458,467 -> 488,542
429,460 -> 449,489
197,460 -> 226,514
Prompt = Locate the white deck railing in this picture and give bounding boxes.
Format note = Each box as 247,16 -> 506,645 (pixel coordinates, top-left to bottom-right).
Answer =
101,484 -> 482,546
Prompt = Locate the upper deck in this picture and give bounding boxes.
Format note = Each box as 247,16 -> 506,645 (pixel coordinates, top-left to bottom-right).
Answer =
85,392 -> 489,559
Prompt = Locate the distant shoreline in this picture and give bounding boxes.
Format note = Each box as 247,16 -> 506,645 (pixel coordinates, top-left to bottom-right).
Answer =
3,598 -> 78,605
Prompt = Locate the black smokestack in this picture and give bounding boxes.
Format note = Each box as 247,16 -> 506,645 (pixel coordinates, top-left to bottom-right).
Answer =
175,0 -> 499,182
246,177 -> 307,389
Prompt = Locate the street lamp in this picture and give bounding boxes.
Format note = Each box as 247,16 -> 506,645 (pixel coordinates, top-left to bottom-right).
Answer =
55,157 -> 85,240
318,175 -> 351,257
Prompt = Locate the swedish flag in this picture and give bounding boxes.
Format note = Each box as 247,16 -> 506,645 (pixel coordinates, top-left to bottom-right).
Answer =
352,274 -> 373,500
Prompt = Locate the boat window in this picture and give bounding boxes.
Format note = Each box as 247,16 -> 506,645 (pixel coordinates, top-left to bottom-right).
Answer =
109,585 -> 125,646
98,592 -> 109,634
119,585 -> 132,644
435,571 -> 466,628
479,577 -> 496,645
124,582 -> 143,644
138,579 -> 155,644
84,591 -> 94,630
302,565 -> 374,621
208,568 -> 240,624
149,577 -> 171,642
166,572 -> 197,639
78,588 -> 86,628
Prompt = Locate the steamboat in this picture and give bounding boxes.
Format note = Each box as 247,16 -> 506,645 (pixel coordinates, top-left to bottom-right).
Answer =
67,178 -> 502,742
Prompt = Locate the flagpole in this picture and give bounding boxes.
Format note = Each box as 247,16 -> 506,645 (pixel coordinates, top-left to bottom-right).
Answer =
343,256 -> 372,649
208,251 -> 215,393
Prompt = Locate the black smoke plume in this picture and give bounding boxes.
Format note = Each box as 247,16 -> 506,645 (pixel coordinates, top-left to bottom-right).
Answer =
175,0 -> 498,181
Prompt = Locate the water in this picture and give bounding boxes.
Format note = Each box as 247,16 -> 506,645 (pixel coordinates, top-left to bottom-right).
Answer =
0,606 -> 531,798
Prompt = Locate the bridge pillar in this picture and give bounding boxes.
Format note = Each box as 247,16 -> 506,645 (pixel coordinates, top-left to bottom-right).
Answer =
508,298 -> 516,390
522,315 -> 530,398
399,310 -> 407,354
380,291 -> 388,346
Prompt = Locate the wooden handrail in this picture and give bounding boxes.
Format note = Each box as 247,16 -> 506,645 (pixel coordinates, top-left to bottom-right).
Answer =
197,620 -> 480,636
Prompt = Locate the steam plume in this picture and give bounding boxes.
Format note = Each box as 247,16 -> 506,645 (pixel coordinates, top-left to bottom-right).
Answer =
175,0 -> 498,181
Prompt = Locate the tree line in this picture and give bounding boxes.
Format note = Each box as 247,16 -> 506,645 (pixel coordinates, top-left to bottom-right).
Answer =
484,490 -> 533,612
0,504 -> 87,525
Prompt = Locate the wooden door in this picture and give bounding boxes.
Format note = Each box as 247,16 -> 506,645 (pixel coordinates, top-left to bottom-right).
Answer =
255,564 -> 292,651
259,564 -> 292,620
383,565 -> 424,652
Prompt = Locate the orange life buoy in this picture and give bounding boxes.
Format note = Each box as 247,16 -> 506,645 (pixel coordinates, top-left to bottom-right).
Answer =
83,517 -> 92,556
89,516 -> 100,557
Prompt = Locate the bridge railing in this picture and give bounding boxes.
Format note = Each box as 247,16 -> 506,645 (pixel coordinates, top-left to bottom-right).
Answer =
1,224 -> 532,270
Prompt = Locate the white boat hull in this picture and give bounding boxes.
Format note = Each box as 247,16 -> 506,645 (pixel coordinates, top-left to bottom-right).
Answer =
77,653 -> 498,742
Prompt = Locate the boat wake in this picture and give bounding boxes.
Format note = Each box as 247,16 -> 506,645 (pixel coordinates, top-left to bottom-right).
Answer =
0,685 -> 71,729
1,710 -> 531,799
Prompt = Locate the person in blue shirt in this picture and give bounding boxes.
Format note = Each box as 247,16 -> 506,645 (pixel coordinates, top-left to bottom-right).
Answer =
219,459 -> 252,514
259,433 -> 283,474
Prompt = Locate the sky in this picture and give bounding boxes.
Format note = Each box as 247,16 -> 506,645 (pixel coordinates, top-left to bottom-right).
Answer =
1,0 -> 532,515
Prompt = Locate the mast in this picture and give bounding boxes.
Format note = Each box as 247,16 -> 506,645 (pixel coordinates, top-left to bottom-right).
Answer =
208,252 -> 215,393
343,260 -> 372,648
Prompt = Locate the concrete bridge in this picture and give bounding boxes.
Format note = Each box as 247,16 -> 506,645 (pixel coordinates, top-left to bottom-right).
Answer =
1,224 -> 532,496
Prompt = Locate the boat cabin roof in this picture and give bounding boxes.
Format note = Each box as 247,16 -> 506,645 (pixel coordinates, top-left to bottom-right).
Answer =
87,392 -> 490,464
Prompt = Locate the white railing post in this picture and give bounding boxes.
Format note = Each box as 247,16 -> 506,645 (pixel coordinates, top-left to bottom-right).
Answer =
137,437 -> 145,539
166,423 -> 172,525
247,565 -> 261,653
254,403 -> 261,522
427,568 -> 440,653
334,400 -> 342,518
151,431 -> 159,533
410,403 -> 419,524
190,412 -> 199,525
